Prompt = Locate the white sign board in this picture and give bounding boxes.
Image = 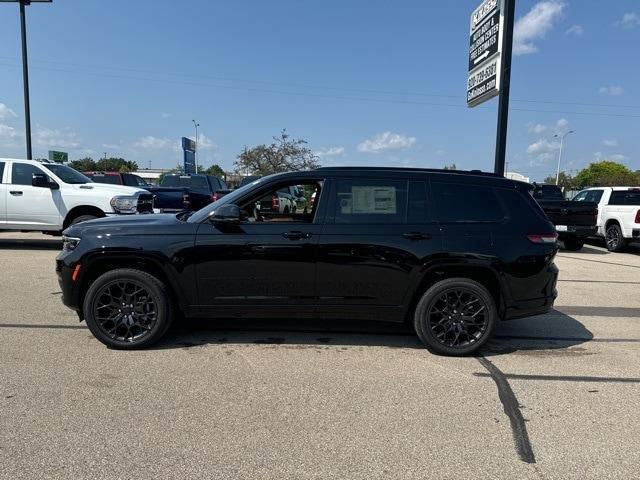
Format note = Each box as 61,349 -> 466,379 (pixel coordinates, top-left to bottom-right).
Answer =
467,0 -> 505,107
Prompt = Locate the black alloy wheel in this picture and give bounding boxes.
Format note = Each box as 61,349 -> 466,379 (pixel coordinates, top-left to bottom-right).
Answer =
414,278 -> 497,356
83,269 -> 173,349
605,224 -> 626,252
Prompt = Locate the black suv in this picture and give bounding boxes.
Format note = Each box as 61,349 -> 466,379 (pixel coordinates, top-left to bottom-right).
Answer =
57,167 -> 559,355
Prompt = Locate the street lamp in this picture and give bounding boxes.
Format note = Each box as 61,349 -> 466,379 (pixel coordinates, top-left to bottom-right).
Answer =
1,0 -> 52,160
553,130 -> 575,186
192,119 -> 200,173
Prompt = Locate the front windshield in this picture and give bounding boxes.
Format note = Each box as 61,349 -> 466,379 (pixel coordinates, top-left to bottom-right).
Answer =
188,176 -> 265,223
43,164 -> 92,184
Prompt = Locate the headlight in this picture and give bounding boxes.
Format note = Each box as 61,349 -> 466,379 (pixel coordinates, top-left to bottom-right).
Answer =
62,236 -> 81,251
110,195 -> 138,214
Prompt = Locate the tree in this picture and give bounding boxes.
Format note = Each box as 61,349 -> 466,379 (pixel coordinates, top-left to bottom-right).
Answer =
574,161 -> 640,188
202,164 -> 225,178
542,172 -> 576,190
69,157 -> 97,172
68,157 -> 138,173
443,163 -> 457,170
235,129 -> 320,176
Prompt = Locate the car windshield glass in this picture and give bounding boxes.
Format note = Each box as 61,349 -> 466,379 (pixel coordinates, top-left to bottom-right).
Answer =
188,176 -> 267,223
42,164 -> 92,184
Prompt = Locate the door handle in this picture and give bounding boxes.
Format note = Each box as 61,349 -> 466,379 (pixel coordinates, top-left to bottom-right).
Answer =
9,191 -> 23,196
282,231 -> 312,240
403,232 -> 431,241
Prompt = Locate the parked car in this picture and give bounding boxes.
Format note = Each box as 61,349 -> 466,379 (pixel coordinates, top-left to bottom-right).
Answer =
84,171 -> 190,212
57,167 -> 559,355
531,183 -> 598,251
256,185 -> 308,216
0,158 -> 153,234
159,174 -> 228,210
573,187 -> 640,252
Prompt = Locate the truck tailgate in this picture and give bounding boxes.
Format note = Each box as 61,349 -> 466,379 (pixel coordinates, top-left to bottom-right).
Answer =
539,200 -> 598,226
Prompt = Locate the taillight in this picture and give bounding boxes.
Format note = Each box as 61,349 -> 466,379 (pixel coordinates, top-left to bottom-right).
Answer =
527,233 -> 559,244
211,193 -> 220,202
272,195 -> 279,210
635,210 -> 640,224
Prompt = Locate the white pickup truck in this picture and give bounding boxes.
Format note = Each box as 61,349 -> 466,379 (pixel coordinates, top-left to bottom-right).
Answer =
573,187 -> 640,252
0,158 -> 154,234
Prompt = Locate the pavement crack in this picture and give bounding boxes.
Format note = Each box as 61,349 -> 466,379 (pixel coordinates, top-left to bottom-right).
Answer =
476,356 -> 536,464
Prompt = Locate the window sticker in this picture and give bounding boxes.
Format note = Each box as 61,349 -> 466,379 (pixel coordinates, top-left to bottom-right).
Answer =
351,186 -> 397,214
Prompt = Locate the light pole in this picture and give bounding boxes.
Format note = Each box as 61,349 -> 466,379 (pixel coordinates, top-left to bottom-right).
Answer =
554,131 -> 575,186
192,119 -> 200,173
1,0 -> 52,159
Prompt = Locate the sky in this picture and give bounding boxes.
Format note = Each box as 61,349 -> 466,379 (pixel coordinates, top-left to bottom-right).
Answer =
0,0 -> 639,181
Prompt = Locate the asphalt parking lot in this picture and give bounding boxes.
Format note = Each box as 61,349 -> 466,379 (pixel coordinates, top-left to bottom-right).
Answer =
1,233 -> 639,480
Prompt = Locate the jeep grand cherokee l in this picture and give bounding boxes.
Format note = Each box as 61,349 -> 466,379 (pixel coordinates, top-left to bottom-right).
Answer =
56,167 -> 559,356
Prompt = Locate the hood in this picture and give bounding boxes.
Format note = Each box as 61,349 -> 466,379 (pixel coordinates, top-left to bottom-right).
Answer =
73,183 -> 147,196
63,213 -> 197,238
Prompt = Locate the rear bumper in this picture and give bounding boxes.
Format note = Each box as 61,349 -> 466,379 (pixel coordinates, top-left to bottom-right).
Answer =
633,229 -> 640,240
503,262 -> 559,321
556,225 -> 598,239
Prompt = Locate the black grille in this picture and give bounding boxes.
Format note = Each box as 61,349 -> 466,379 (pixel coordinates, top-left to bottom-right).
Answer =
137,194 -> 155,213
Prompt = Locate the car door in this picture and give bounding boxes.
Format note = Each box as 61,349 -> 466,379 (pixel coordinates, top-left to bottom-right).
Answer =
315,176 -> 443,321
5,162 -> 61,229
193,176 -> 326,317
0,161 -> 7,225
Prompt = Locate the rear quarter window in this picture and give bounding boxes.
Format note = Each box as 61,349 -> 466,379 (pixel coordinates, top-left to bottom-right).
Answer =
609,191 -> 640,206
432,183 -> 505,223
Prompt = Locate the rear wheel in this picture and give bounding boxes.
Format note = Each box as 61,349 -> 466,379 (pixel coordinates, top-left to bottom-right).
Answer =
413,278 -> 497,356
562,238 -> 585,251
605,224 -> 626,252
83,269 -> 174,349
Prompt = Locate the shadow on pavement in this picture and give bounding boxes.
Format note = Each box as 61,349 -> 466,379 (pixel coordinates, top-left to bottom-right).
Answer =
0,238 -> 62,250
153,310 -> 594,356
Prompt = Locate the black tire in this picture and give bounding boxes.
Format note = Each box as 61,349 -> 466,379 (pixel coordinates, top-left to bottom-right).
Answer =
605,223 -> 627,252
70,214 -> 99,226
562,238 -> 585,251
413,278 -> 497,356
283,206 -> 290,214
83,268 -> 174,349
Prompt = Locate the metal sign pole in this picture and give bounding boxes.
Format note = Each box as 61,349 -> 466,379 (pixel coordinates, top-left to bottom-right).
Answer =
493,0 -> 515,176
19,0 -> 33,160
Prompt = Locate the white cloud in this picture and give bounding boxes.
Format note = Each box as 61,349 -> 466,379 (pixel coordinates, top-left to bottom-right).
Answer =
528,123 -> 547,134
610,154 -> 628,162
514,1 -> 565,55
556,118 -> 569,129
316,146 -> 345,158
0,123 -> 20,140
527,118 -> 569,135
34,126 -> 80,149
0,103 -> 17,120
102,143 -> 122,150
599,85 -> 624,96
134,136 -> 172,150
527,138 -> 560,155
191,133 -> 215,150
357,131 -> 416,154
618,12 -> 640,29
160,112 -> 172,118
565,25 -> 583,35
602,139 -> 618,147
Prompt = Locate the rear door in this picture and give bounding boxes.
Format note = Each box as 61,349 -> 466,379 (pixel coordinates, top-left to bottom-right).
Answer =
315,176 -> 442,320
0,161 -> 6,225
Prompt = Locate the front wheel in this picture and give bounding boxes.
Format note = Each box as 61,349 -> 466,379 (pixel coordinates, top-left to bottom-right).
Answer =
70,214 -> 99,225
413,278 -> 497,356
83,269 -> 174,349
562,238 -> 585,251
605,224 -> 627,252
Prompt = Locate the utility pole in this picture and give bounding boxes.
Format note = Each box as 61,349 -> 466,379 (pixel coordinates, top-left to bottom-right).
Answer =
192,119 -> 200,174
1,0 -> 52,159
554,131 -> 575,186
494,0 -> 515,176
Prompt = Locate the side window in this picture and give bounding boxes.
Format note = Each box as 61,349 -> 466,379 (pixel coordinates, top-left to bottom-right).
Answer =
239,180 -> 323,224
432,182 -> 505,223
333,178 -> 407,224
408,181 -> 429,223
133,175 -> 147,187
586,190 -> 604,203
11,163 -> 47,186
572,191 -> 588,202
609,190 -> 640,206
0,162 -> 5,182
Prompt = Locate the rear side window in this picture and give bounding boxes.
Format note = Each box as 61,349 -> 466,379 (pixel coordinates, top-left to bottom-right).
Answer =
609,190 -> 640,206
11,163 -> 48,186
333,178 -> 407,224
432,183 -> 505,223
0,162 -> 5,182
408,181 -> 429,223
574,190 -> 603,203
90,174 -> 120,185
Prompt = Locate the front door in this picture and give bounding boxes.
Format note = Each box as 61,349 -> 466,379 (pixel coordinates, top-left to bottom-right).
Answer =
5,162 -> 61,229
0,161 -> 6,225
193,178 -> 326,317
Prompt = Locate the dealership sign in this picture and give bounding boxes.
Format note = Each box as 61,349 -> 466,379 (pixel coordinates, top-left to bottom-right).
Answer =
467,0 -> 504,107
182,137 -> 196,174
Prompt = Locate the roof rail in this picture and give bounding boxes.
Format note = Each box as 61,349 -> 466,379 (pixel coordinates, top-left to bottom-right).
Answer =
314,166 -> 501,177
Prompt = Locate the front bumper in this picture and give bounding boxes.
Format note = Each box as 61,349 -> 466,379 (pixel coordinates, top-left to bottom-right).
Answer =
56,253 -> 83,317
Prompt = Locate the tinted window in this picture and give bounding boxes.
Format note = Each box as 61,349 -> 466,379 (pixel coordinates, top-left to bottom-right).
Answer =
408,181 -> 429,223
88,173 -> 120,185
161,175 -> 208,189
573,190 -> 603,203
0,162 -> 4,182
532,184 -> 564,200
11,163 -> 48,186
432,183 -> 505,223
43,164 -> 91,184
129,174 -> 148,187
609,190 -> 640,206
333,178 -> 407,224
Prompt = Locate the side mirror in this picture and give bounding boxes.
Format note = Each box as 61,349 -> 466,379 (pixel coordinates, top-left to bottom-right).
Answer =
32,173 -> 59,190
210,203 -> 241,225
